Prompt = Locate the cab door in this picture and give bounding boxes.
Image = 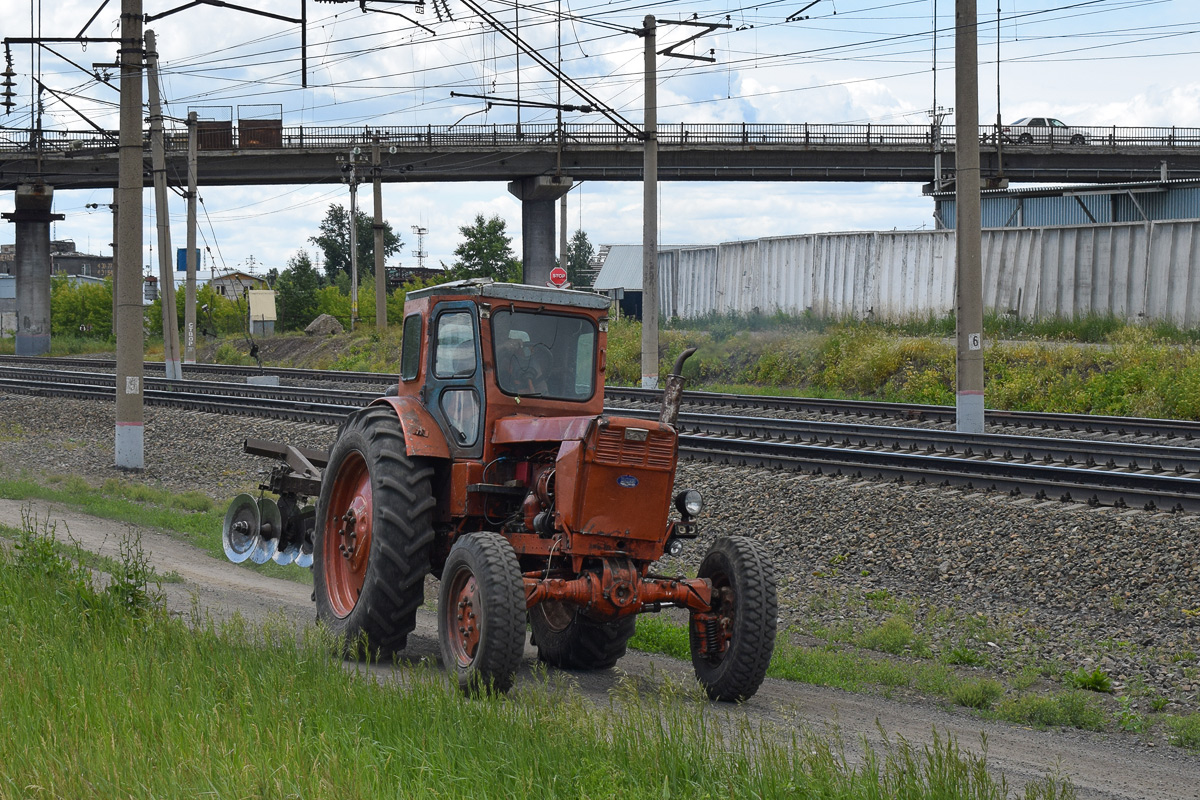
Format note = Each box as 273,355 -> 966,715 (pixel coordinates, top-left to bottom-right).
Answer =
425,302 -> 485,459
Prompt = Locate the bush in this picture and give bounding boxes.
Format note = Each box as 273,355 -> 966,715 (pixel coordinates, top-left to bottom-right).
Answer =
951,679 -> 1004,710
994,691 -> 1107,730
49,275 -> 113,339
857,616 -> 930,657
1065,667 -> 1113,693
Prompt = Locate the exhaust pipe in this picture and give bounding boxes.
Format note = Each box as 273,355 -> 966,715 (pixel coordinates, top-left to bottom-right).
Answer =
659,347 -> 697,427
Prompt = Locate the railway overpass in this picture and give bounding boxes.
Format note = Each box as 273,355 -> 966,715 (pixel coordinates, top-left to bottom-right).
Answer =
4,122 -> 1200,189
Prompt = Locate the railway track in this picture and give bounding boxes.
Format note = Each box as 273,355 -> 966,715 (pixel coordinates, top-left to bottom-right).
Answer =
4,361 -> 1200,513
5,354 -> 1196,441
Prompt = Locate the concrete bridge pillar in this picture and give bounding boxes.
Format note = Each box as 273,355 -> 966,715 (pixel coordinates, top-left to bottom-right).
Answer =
507,175 -> 572,286
3,183 -> 64,355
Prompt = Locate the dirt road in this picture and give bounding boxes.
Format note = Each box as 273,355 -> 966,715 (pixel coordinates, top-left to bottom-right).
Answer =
4,496 -> 1197,799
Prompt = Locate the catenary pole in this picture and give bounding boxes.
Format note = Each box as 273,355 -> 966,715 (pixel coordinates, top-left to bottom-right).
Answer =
640,15 -> 658,390
115,0 -> 144,469
560,192 -> 568,281
145,29 -> 181,379
373,137 -> 386,329
349,161 -> 358,332
955,0 -> 985,433
185,111 -> 198,364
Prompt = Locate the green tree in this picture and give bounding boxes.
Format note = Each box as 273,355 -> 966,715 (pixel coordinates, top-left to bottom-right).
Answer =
445,214 -> 521,282
274,250 -> 322,331
309,203 -> 402,283
49,275 -> 113,339
565,228 -> 595,288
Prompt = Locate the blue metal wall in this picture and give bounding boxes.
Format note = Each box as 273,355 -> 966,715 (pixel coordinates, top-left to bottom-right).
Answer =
939,185 -> 1200,229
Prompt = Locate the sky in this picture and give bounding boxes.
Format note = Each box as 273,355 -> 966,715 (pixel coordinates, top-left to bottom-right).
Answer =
1,0 -> 1197,278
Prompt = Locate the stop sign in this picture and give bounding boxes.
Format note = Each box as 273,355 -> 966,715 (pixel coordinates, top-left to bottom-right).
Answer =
549,266 -> 568,287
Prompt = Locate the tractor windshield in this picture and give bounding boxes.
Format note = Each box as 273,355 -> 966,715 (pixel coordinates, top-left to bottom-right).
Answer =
492,309 -> 597,401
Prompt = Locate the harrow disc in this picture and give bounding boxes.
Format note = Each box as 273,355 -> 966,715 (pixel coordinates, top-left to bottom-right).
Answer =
250,497 -> 282,564
222,494 -> 260,564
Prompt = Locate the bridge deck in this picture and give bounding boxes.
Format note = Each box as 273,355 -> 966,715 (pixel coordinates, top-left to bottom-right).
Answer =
3,122 -> 1200,189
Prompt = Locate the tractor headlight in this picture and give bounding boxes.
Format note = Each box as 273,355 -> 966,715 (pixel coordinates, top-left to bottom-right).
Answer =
674,489 -> 703,518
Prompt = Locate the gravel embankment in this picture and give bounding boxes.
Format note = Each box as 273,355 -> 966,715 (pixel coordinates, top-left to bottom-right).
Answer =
2,390 -> 1198,722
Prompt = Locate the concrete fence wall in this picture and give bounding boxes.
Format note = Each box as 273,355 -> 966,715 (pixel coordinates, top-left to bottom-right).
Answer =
659,219 -> 1200,327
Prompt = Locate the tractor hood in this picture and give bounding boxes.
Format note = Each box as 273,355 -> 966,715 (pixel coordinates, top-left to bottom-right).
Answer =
491,414 -> 597,444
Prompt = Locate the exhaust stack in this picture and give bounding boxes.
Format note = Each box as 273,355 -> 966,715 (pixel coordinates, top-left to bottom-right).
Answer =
659,347 -> 697,427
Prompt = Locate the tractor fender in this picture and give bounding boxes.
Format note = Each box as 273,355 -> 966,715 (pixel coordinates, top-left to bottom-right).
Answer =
369,396 -> 451,459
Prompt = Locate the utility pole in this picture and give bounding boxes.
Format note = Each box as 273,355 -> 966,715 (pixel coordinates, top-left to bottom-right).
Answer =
145,29 -> 181,379
372,136 -> 386,330
640,15 -> 658,390
115,0 -> 144,469
559,192 -> 568,281
111,192 -> 118,333
345,151 -> 359,331
184,111 -> 198,364
955,0 -> 984,433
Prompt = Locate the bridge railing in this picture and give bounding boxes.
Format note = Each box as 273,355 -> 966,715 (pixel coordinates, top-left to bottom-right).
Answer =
6,123 -> 1200,153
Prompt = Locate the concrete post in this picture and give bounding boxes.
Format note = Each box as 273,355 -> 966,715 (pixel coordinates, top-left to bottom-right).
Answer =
2,183 -> 63,355
115,0 -> 145,470
954,0 -> 985,433
145,30 -> 182,380
507,175 -> 572,285
111,188 -> 118,336
640,15 -> 659,390
349,175 -> 358,331
559,191 -> 568,281
184,112 -> 198,364
372,138 -> 386,330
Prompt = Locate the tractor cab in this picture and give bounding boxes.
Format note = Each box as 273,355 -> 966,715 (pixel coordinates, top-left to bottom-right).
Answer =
393,279 -> 609,462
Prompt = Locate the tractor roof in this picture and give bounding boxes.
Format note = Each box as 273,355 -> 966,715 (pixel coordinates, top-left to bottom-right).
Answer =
406,279 -> 612,311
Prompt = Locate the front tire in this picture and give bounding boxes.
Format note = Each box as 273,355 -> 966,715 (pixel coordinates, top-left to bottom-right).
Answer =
438,532 -> 526,694
530,601 -> 637,670
690,536 -> 778,702
313,406 -> 435,658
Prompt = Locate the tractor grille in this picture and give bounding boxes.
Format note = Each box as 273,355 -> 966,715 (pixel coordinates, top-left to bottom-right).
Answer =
594,426 -> 675,469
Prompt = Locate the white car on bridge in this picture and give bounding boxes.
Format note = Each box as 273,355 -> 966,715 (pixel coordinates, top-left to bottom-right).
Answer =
1003,117 -> 1089,145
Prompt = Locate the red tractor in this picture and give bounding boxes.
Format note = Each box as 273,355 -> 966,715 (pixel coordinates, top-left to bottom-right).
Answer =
225,279 -> 777,700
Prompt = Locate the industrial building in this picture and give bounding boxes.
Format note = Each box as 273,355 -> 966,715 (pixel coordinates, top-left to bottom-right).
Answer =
930,178 -> 1200,229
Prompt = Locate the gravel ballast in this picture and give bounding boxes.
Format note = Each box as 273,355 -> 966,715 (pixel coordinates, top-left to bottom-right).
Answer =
2,389 -> 1198,725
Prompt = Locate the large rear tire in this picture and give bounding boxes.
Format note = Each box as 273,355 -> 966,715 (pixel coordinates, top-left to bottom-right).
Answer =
690,536 -> 778,702
438,532 -> 526,694
529,601 -> 637,670
313,406 -> 435,658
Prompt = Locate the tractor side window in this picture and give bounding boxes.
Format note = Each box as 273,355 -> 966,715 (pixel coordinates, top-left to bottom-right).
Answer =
434,311 -> 477,379
400,314 -> 422,381
441,388 -> 480,446
492,309 -> 596,401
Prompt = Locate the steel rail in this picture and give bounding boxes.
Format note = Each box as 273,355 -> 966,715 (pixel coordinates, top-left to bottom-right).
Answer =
614,408 -> 1200,475
607,386 -> 1200,441
4,368 -> 1199,513
0,365 -> 380,406
678,435 -> 1200,513
6,354 -> 1200,441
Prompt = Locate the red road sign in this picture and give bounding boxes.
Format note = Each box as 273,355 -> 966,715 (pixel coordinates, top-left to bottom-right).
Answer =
549,266 -> 568,286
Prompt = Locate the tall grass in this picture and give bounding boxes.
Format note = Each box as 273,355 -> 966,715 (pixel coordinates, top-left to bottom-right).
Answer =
0,471 -> 305,583
607,313 -> 1200,420
0,515 -> 1076,798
